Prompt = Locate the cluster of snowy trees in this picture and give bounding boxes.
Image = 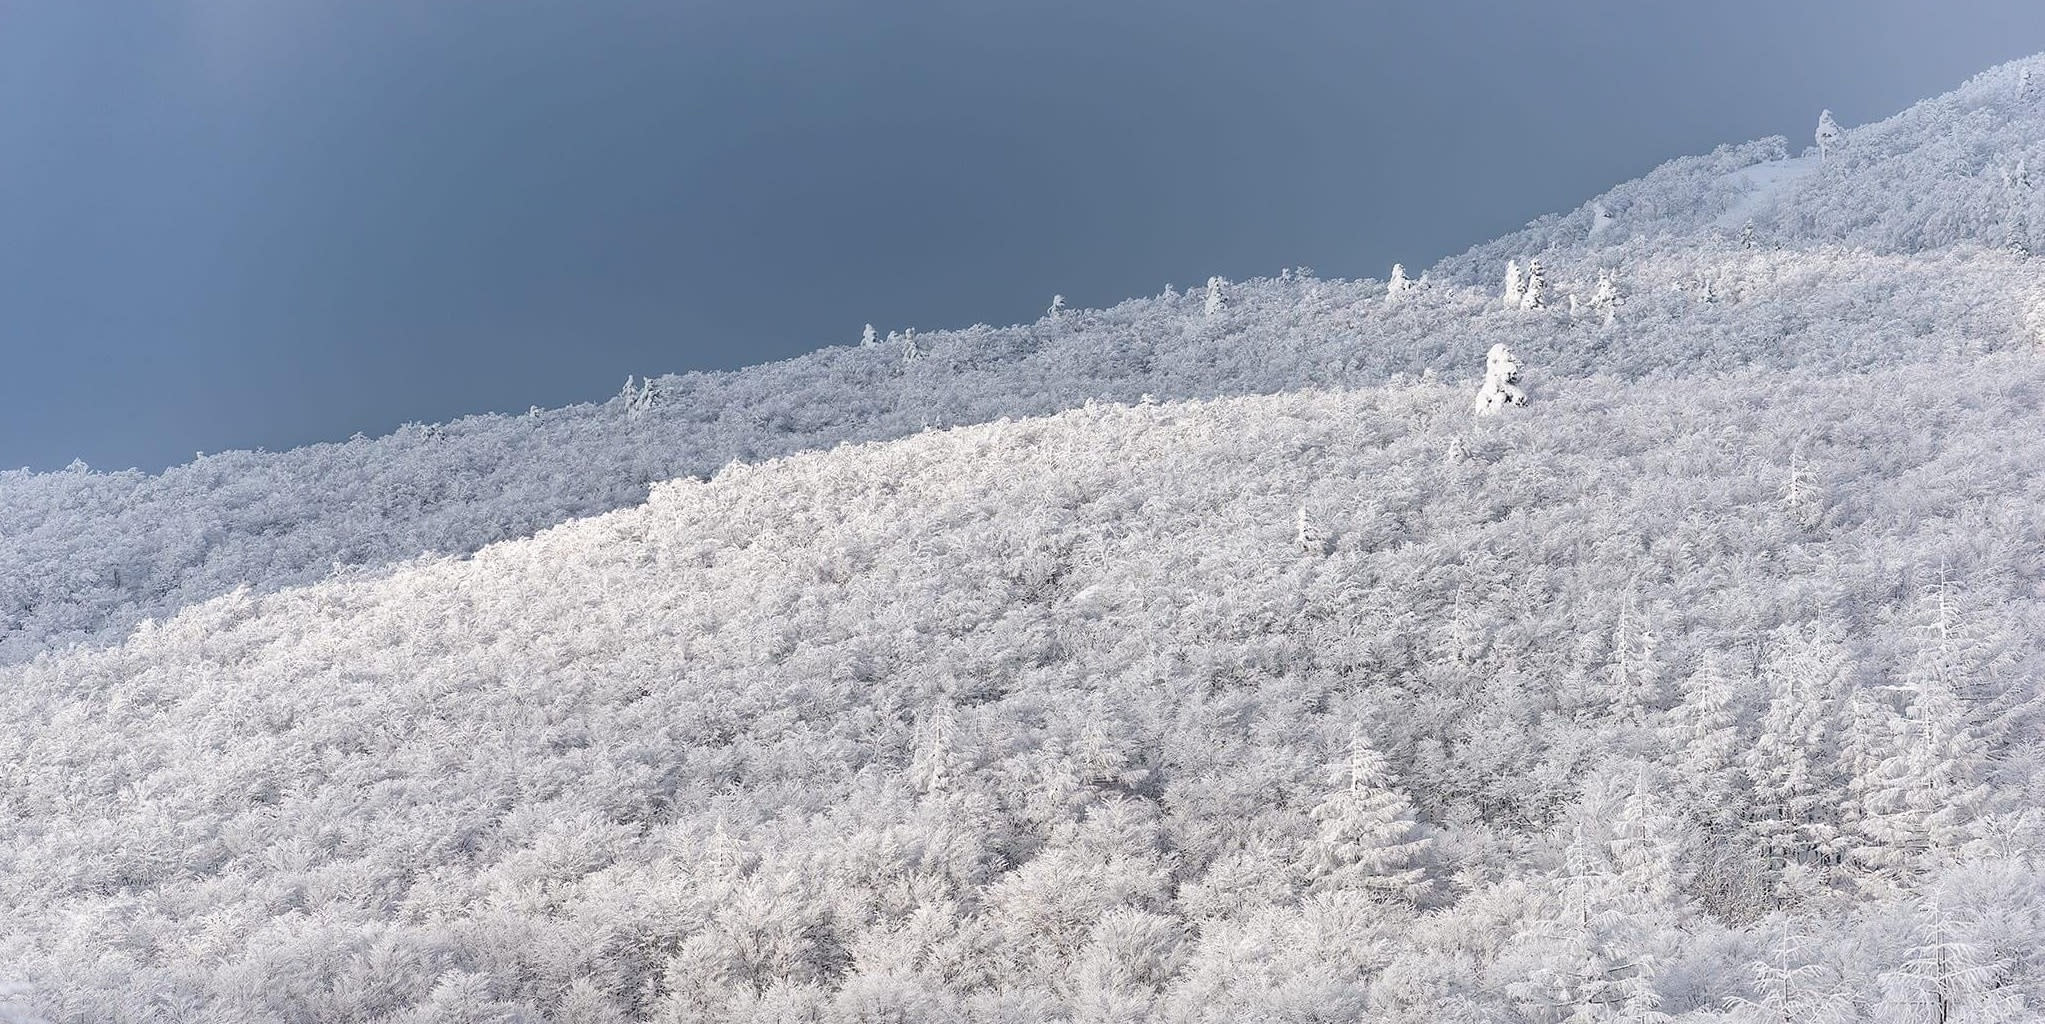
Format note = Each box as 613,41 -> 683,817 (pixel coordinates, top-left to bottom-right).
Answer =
4,352 -> 2045,1021
0,238 -> 2032,671
1440,57 -> 2045,283
4,50 -> 2045,1024
7,59 -> 2045,673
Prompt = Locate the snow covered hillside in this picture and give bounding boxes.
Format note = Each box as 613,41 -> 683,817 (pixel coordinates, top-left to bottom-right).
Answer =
5,357 -> 2045,1022
8,58 -> 2045,669
6,51 -> 2045,1024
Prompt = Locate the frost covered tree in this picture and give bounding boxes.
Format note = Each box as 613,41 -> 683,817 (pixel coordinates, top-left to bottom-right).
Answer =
1587,270 -> 1621,327
1296,506 -> 1325,555
1877,890 -> 2021,1024
1780,452 -> 1822,528
861,323 -> 878,347
1666,652 -> 1749,818
1609,772 -> 1691,917
2000,157 -> 2031,258
1744,627 -> 1853,901
1519,260 -> 1548,310
1732,926 -> 1855,1024
1048,294 -> 1068,319
1606,590 -> 1665,722
621,375 -> 658,417
1855,580 -> 1995,877
1386,263 -> 1413,302
1509,783 -> 1681,1024
1473,344 -> 1528,415
1295,730 -> 1436,904
1588,202 -> 1616,242
1816,109 -> 1844,161
1502,260 -> 1525,307
2018,66 -> 2035,105
1204,276 -> 1227,318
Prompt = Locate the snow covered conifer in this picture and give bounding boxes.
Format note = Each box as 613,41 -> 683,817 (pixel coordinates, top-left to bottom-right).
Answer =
1744,627 -> 1853,896
1609,770 -> 1691,917
1588,202 -> 1615,242
1734,926 -> 1856,1024
1780,451 -> 1822,527
1856,581 -> 1996,876
1047,294 -> 1068,319
1665,652 -> 1750,823
2019,66 -> 2036,105
1296,506 -> 1326,555
1204,276 -> 1227,318
861,323 -> 878,347
1502,260 -> 1525,307
1878,890 -> 2015,1024
2002,157 -> 2032,258
1588,269 -> 1621,327
1816,109 -> 1844,161
1296,730 -> 1436,904
1386,263 -> 1413,302
1518,260 -> 1547,310
1473,344 -> 1527,415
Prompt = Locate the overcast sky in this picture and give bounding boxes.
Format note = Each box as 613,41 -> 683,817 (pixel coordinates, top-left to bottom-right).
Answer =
5,1 -> 2045,471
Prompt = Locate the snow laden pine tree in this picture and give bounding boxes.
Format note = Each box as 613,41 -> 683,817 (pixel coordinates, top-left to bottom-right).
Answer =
1502,260 -> 1525,308
1519,260 -> 1548,311
1588,202 -> 1615,242
1743,627 -> 1853,906
1510,772 -> 1687,1024
1876,886 -> 2027,1024
1780,451 -> 1822,528
861,323 -> 878,347
1203,276 -> 1227,318
1731,926 -> 1855,1024
2000,157 -> 2031,258
1853,572 -> 1994,881
1296,506 -> 1326,556
1385,263 -> 1413,302
1665,652 -> 1750,822
1474,344 -> 1528,415
1608,772 -> 1692,921
1816,109 -> 1844,161
1295,729 -> 1436,904
1588,270 -> 1621,327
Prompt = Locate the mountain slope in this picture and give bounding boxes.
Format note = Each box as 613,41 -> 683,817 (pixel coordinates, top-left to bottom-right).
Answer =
7,57 -> 2045,668
1435,56 -> 2045,283
4,353 -> 2045,1021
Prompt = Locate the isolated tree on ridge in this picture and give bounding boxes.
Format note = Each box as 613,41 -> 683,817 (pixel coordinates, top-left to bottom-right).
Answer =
1816,109 -> 1844,161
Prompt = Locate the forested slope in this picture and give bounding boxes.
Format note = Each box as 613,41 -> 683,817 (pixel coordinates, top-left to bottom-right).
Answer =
6,57 -> 2045,667
7,49 -> 2045,1024
4,355 -> 2044,1021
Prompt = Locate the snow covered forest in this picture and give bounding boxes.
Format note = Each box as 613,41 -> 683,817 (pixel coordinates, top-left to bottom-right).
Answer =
5,54 -> 2045,1024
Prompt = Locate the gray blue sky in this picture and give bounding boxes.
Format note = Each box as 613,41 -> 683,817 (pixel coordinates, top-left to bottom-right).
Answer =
5,1 -> 2045,471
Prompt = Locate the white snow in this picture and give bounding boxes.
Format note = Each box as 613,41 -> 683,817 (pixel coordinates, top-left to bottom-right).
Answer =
6,51 -> 2045,1024
1712,155 -> 1820,229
